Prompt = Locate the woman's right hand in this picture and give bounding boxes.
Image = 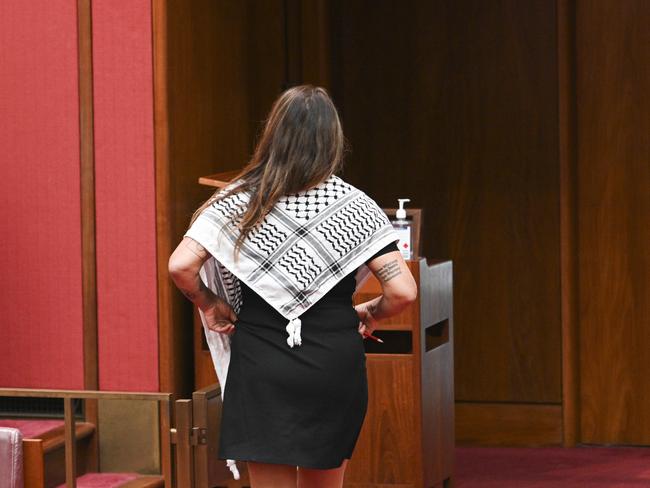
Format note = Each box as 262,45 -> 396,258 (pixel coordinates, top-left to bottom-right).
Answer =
202,296 -> 238,335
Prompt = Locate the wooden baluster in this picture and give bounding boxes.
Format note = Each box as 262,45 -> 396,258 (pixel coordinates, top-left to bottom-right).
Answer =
63,397 -> 77,488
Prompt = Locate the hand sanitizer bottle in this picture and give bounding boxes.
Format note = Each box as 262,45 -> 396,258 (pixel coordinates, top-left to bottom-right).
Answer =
391,198 -> 412,259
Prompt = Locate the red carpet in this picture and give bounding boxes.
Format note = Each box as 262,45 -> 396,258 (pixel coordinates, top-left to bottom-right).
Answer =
456,447 -> 650,487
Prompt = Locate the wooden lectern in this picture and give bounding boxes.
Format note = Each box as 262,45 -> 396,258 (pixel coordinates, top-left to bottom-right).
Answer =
349,257 -> 454,488
189,172 -> 455,488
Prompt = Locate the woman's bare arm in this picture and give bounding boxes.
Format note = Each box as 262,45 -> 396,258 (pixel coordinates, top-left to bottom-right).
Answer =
168,236 -> 217,311
359,250 -> 418,320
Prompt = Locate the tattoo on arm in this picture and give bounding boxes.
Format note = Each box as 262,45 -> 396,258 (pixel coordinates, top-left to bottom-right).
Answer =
179,273 -> 209,303
376,259 -> 401,283
186,238 -> 209,260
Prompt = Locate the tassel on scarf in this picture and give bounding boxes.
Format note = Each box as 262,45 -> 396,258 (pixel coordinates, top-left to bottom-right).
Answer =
285,317 -> 302,347
226,459 -> 240,479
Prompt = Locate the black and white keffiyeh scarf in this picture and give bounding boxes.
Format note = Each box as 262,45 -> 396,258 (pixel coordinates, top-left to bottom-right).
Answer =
183,173 -> 399,478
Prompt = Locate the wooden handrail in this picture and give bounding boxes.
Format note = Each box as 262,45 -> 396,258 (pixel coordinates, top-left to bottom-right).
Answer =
0,387 -> 171,401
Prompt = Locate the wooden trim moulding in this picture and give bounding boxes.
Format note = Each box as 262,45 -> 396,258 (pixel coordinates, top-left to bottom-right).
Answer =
76,0 -> 99,472
557,0 -> 580,447
77,0 -> 98,393
151,0 -> 173,395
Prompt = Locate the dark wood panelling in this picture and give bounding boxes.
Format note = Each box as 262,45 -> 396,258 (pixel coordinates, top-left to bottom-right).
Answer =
456,403 -> 563,446
577,0 -> 650,444
244,1 -> 289,144
300,0 -> 332,88
154,0 -> 288,395
329,0 -> 562,404
150,0 -> 650,447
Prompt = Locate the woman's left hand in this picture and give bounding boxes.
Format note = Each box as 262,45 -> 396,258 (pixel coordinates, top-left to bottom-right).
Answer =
203,296 -> 238,335
355,303 -> 379,339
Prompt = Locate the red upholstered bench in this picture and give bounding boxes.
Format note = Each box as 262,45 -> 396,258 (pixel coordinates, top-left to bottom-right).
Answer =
0,418 -> 95,487
0,419 -> 163,488
0,419 -> 65,439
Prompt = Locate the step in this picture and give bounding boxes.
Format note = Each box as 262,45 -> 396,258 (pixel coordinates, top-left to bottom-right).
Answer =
0,418 -> 95,452
0,419 -> 65,439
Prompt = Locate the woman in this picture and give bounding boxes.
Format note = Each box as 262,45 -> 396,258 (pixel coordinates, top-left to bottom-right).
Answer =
168,85 -> 417,488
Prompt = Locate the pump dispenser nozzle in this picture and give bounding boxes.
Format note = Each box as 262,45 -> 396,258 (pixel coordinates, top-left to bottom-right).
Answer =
396,198 -> 410,220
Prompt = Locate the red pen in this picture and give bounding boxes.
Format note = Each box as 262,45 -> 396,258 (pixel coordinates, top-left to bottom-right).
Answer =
363,332 -> 384,343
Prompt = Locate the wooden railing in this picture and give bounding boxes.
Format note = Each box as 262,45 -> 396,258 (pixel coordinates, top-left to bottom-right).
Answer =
0,388 -> 173,488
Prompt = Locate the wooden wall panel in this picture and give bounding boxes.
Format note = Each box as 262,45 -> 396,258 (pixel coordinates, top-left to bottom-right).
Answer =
329,0 -> 562,404
577,0 -> 650,444
0,0 -> 85,389
150,0 -> 650,446
156,0 -> 288,395
456,403 -> 563,446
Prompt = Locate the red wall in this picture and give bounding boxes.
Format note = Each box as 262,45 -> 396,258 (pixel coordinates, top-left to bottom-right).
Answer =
0,0 -> 160,392
92,0 -> 159,391
0,1 -> 85,388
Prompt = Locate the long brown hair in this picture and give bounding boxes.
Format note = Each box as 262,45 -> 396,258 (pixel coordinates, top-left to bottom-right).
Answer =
187,84 -> 348,260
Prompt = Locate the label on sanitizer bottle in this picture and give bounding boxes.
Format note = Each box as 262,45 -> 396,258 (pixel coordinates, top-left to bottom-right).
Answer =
395,226 -> 412,259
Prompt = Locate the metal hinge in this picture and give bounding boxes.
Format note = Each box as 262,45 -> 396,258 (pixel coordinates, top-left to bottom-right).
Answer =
190,427 -> 207,445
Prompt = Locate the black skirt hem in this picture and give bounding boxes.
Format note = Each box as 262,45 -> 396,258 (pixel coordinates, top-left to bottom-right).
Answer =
218,452 -> 351,470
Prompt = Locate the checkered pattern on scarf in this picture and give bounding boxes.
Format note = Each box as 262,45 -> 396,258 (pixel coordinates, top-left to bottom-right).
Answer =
184,174 -> 400,320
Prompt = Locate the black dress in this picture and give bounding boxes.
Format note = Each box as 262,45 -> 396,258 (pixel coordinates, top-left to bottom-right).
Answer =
218,240 -> 400,468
